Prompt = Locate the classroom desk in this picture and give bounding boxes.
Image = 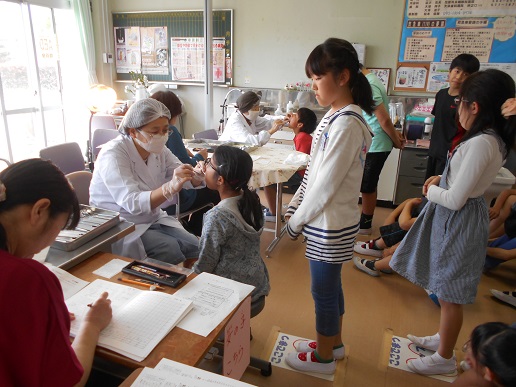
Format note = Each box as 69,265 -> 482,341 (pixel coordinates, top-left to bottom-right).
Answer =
68,252 -> 243,370
247,144 -> 307,257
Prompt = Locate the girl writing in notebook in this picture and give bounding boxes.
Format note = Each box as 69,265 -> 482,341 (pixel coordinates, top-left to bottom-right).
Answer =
0,159 -> 112,386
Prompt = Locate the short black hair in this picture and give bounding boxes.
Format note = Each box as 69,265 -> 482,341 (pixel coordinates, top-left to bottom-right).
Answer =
450,54 -> 480,74
297,108 -> 317,134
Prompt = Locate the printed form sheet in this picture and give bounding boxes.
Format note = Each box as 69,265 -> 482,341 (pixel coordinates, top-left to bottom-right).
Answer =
173,272 -> 254,337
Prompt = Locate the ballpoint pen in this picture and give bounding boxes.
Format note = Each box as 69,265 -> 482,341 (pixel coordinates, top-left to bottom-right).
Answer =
118,277 -> 164,290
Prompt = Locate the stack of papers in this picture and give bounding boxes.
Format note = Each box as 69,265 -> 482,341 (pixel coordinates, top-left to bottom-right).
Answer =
65,279 -> 193,362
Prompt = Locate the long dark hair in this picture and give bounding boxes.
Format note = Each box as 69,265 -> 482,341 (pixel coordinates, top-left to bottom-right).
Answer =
0,159 -> 80,250
305,38 -> 374,115
477,324 -> 516,386
213,146 -> 263,231
150,90 -> 183,118
458,69 -> 516,157
470,322 -> 508,362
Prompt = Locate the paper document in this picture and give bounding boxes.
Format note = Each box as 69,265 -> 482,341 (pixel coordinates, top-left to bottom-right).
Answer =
130,358 -> 256,386
92,258 -> 129,278
173,273 -> 254,337
65,279 -> 193,362
47,265 -> 89,300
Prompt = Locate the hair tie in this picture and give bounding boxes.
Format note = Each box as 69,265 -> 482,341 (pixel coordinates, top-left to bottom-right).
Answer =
0,180 -> 6,202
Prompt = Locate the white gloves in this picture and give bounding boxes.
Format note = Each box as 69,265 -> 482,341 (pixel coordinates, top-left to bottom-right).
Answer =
161,164 -> 205,201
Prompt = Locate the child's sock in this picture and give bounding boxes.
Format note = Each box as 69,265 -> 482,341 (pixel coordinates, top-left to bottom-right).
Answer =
360,213 -> 373,229
364,260 -> 376,271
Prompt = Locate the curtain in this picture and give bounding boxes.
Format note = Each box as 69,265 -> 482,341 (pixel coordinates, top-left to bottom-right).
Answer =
72,0 -> 97,85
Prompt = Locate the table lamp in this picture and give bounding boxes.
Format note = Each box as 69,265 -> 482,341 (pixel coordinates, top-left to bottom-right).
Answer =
86,84 -> 117,170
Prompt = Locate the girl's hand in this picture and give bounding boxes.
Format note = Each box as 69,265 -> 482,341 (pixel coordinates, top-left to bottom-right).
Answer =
423,175 -> 441,196
83,292 -> 112,332
501,98 -> 516,118
489,207 -> 500,220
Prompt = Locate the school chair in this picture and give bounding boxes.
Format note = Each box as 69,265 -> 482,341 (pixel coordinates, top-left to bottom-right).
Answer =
66,170 -> 93,205
174,192 -> 214,224
40,142 -> 87,175
91,128 -> 119,160
0,158 -> 11,172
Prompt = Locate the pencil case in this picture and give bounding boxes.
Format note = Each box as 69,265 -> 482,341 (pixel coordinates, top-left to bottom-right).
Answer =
122,261 -> 187,288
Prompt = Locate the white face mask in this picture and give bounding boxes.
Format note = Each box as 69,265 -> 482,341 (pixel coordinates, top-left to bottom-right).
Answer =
246,110 -> 260,121
135,130 -> 168,154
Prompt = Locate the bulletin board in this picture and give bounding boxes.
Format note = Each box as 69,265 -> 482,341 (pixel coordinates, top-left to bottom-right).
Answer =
112,10 -> 233,85
395,0 -> 516,92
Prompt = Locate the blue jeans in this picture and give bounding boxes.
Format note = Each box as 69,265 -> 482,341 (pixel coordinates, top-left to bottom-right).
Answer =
140,223 -> 199,264
310,259 -> 345,336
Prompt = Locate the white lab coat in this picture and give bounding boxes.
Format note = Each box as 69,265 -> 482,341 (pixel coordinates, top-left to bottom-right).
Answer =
219,110 -> 275,146
89,135 -> 201,259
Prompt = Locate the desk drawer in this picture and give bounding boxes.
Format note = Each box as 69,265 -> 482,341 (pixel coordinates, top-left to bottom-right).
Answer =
394,175 -> 425,204
398,150 -> 428,178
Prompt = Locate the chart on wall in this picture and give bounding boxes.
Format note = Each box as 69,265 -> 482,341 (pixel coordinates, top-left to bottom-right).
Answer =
112,10 -> 233,85
396,0 -> 516,92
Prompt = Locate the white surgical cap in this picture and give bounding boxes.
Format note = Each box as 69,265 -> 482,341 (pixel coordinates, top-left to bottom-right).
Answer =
118,98 -> 171,135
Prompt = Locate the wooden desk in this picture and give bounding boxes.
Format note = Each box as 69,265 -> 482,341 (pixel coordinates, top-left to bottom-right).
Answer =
68,252 -> 238,369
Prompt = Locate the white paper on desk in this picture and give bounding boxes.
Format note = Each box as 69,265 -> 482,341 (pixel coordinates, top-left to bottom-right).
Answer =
151,358 -> 256,387
33,246 -> 50,264
92,258 -> 129,278
283,152 -> 309,166
270,130 -> 295,141
47,265 -> 89,300
173,272 -> 254,337
249,155 -> 261,161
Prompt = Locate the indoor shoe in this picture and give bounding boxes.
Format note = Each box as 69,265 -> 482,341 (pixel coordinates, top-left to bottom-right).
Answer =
285,352 -> 336,375
354,240 -> 383,257
407,332 -> 440,352
407,352 -> 456,375
358,227 -> 372,235
376,259 -> 393,274
263,209 -> 277,223
353,256 -> 380,277
293,341 -> 345,360
490,289 -> 516,307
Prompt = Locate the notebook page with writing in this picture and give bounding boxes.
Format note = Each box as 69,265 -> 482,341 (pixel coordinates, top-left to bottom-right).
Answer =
65,279 -> 193,362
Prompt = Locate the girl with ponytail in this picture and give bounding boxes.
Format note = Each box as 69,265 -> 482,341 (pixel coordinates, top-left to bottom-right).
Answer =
193,146 -> 270,315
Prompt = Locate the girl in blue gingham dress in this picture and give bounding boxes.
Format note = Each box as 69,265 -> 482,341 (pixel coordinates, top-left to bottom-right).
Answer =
390,69 -> 516,376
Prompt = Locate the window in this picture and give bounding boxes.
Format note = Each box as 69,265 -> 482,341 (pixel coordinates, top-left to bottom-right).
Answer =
0,0 -> 90,164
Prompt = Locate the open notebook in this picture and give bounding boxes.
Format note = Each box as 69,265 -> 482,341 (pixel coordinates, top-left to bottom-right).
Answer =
65,279 -> 193,362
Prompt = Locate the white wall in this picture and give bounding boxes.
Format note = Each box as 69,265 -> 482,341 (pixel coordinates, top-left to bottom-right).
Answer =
92,0 -> 406,137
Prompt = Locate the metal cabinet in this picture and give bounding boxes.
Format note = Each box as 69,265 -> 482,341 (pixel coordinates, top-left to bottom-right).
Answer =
394,147 -> 428,204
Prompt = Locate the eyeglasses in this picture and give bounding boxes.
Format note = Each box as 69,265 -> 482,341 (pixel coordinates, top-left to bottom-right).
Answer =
454,97 -> 470,105
137,128 -> 172,137
462,340 -> 471,353
203,157 -> 219,173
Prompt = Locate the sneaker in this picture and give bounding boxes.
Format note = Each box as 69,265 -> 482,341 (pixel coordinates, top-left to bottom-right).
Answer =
353,256 -> 380,277
358,227 -> 372,235
285,352 -> 336,375
354,240 -> 383,257
407,332 -> 440,352
425,289 -> 441,307
490,289 -> 516,307
293,341 -> 345,360
263,209 -> 277,223
407,352 -> 456,375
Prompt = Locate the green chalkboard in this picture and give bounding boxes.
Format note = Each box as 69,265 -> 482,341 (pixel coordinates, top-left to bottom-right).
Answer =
112,10 -> 233,84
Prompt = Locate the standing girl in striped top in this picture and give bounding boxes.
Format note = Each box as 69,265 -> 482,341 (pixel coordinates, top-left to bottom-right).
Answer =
390,69 -> 516,375
284,38 -> 374,374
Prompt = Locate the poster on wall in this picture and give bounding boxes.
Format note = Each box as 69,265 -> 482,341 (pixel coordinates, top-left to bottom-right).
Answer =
369,68 -> 391,92
396,0 -> 516,92
114,27 -> 141,74
170,37 -> 226,82
141,27 -> 169,75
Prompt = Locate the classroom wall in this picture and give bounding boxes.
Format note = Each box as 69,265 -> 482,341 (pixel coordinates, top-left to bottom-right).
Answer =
92,0 -> 406,137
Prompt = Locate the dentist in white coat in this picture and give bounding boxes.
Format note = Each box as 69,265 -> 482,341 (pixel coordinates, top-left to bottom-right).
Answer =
90,98 -> 203,265
219,91 -> 285,146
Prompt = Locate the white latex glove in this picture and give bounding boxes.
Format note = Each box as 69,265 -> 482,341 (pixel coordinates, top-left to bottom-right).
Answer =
161,164 -> 194,200
191,164 -> 205,186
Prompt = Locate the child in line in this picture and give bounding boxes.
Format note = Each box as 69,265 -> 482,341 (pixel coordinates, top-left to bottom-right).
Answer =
358,65 -> 405,235
353,196 -> 427,276
0,159 -> 112,386
453,322 -> 516,387
193,146 -> 270,315
389,69 -> 516,375
263,107 -> 317,221
284,38 -> 374,374
425,54 -> 480,181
